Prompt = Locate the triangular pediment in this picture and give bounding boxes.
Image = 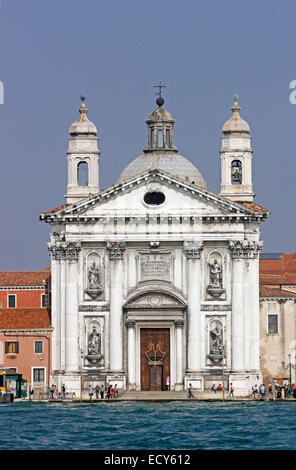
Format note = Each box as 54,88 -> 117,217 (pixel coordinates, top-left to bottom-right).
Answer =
41,169 -> 267,222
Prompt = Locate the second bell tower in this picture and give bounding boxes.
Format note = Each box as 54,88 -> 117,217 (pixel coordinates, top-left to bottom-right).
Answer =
65,97 -> 100,204
220,97 -> 254,202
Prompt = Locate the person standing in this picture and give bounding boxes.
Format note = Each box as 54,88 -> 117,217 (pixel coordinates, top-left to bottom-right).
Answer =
229,383 -> 234,398
29,385 -> 34,400
100,385 -> 104,399
88,385 -> 93,399
188,383 -> 194,399
95,385 -> 100,399
113,384 -> 119,399
62,384 -> 66,400
166,375 -> 170,391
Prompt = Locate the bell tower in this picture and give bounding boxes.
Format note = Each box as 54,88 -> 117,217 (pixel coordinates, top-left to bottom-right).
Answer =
220,97 -> 254,202
65,97 -> 100,204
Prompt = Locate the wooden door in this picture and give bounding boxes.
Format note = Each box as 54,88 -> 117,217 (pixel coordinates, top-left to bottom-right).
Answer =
140,328 -> 170,391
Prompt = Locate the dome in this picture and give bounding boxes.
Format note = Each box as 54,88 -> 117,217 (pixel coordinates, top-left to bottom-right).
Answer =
222,100 -> 250,134
117,152 -> 207,189
147,106 -> 175,123
69,101 -> 98,136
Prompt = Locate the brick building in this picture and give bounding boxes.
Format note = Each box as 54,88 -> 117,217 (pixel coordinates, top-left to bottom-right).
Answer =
259,253 -> 296,384
0,269 -> 52,394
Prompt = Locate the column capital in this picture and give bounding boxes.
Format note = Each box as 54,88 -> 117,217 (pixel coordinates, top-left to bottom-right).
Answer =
107,241 -> 126,260
47,241 -> 81,260
183,241 -> 203,259
125,319 -> 136,328
229,240 -> 263,259
174,320 -> 184,328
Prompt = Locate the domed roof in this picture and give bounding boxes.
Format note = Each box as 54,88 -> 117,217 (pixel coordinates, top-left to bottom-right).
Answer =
117,152 -> 207,189
69,100 -> 97,136
222,100 -> 250,133
147,106 -> 175,123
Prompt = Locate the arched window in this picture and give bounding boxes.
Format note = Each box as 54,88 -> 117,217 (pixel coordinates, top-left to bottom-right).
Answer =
77,161 -> 88,186
157,130 -> 164,148
231,160 -> 242,185
151,129 -> 154,147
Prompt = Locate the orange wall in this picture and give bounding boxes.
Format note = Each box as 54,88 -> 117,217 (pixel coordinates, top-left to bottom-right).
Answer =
0,289 -> 45,308
0,333 -> 51,388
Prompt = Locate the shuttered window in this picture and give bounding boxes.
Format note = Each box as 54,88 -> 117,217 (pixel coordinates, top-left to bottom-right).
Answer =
5,342 -> 19,354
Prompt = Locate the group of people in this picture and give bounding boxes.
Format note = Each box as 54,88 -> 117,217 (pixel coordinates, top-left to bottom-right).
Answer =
88,383 -> 119,400
48,383 -> 67,400
188,382 -> 235,398
251,384 -> 266,398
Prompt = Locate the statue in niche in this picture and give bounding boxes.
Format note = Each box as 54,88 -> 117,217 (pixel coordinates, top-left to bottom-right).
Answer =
85,257 -> 103,299
209,259 -> 222,288
208,321 -> 224,364
88,326 -> 101,356
207,257 -> 225,299
88,262 -> 101,289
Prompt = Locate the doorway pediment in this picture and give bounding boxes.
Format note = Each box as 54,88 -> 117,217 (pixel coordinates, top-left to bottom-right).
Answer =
125,291 -> 186,310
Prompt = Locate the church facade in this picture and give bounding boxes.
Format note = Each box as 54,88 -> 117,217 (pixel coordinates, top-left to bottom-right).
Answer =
40,92 -> 269,396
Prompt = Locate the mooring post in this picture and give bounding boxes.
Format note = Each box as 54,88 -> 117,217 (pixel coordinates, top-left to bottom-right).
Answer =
265,376 -> 269,401
272,380 -> 276,401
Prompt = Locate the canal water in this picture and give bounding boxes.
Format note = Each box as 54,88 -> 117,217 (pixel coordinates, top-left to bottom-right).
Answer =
0,401 -> 295,450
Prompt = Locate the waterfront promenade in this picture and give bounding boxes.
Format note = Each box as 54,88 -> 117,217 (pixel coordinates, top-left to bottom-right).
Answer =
29,390 -> 296,403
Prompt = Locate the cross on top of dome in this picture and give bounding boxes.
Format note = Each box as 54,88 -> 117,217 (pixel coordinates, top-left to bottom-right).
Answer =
154,80 -> 166,107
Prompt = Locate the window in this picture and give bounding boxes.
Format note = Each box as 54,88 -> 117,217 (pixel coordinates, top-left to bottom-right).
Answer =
41,294 -> 46,308
157,130 -> 164,147
34,341 -> 43,354
231,160 -> 242,185
77,161 -> 88,186
33,368 -> 45,386
5,342 -> 19,354
268,315 -> 278,334
7,294 -> 16,308
144,191 -> 166,206
151,129 -> 154,147
166,129 -> 170,147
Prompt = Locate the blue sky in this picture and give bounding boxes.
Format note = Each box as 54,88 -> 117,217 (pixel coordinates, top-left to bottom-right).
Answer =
0,0 -> 296,269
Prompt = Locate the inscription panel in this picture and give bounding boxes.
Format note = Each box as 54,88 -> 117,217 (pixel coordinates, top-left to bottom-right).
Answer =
139,253 -> 172,282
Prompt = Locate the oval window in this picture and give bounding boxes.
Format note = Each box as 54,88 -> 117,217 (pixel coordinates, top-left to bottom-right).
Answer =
143,191 -> 165,206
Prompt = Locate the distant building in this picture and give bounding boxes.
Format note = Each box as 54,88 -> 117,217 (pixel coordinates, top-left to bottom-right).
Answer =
259,253 -> 296,384
0,270 -> 52,394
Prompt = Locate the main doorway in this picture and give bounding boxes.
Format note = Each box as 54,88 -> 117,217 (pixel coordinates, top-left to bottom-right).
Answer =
140,328 -> 170,391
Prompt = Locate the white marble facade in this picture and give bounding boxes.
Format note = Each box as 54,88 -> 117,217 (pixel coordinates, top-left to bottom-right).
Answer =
41,94 -> 269,397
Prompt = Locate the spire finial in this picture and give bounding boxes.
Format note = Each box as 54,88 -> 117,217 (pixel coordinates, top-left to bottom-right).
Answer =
154,80 -> 166,107
231,94 -> 241,113
78,94 -> 88,120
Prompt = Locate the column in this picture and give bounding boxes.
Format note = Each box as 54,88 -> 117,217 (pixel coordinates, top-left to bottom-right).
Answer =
65,243 -> 81,372
107,241 -> 126,372
126,319 -> 136,389
175,320 -> 184,385
47,245 -> 61,372
229,241 -> 245,372
245,241 -> 262,371
183,241 -> 203,371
